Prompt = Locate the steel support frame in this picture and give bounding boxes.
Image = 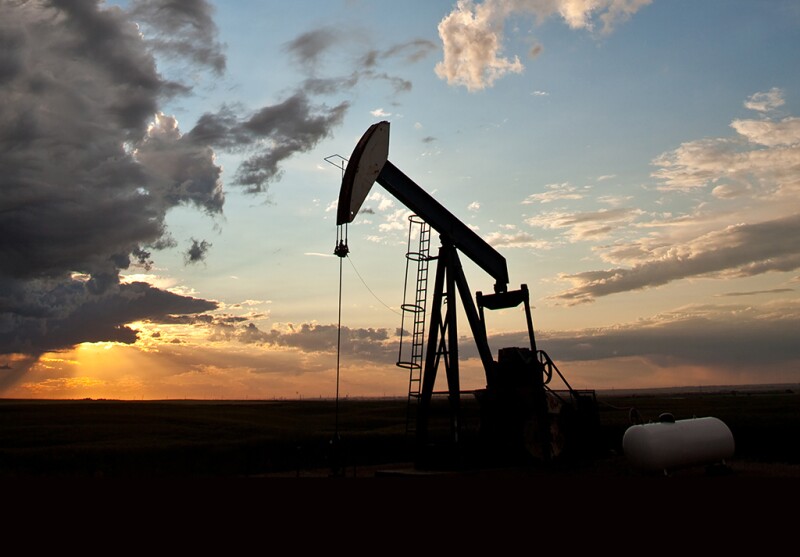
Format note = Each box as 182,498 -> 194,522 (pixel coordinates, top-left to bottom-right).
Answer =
415,240 -> 496,447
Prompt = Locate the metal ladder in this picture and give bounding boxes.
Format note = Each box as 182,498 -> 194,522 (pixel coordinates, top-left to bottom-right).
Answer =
396,215 -> 431,434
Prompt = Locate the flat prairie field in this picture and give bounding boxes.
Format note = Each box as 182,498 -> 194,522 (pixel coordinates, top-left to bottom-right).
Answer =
1,385 -> 799,479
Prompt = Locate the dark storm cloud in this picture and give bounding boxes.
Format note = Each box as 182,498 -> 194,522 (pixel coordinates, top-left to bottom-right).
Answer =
134,113 -> 224,214
185,93 -> 349,192
0,279 -> 217,356
0,1 -> 230,363
0,2 -> 211,281
186,238 -> 212,263
234,93 -> 349,191
0,2 -> 426,381
128,0 -> 226,74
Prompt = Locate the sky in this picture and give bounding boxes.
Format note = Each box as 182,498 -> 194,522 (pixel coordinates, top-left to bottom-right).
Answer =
1,0 -> 799,400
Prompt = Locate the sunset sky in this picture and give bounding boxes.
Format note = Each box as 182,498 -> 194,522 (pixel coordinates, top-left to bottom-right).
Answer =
2,0 -> 799,400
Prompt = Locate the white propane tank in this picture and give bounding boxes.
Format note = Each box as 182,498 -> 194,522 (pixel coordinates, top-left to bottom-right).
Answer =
623,414 -> 735,473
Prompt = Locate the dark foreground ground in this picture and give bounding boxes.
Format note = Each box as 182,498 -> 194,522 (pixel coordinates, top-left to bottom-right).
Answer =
1,385 -> 799,479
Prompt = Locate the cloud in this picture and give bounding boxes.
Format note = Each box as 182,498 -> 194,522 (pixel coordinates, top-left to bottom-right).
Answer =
539,302 -> 800,370
301,73 -> 361,96
718,288 -> 794,297
522,182 -> 584,203
379,208 -> 414,234
287,26 -> 433,96
373,300 -> 799,387
283,26 -> 342,70
133,113 -> 224,214
0,2 -> 440,395
484,230 -> 551,249
652,95 -> 800,196
598,92 -> 800,310
744,87 -> 785,113
552,214 -> 800,304
186,239 -> 212,264
0,2 -> 222,286
232,322 -> 397,364
435,0 -> 651,91
526,207 -> 641,242
198,93 -> 350,193
730,117 -> 800,148
187,95 -> 350,193
0,279 -> 217,361
382,39 -> 439,64
128,0 -> 226,74
435,1 -> 524,91
457,302 -> 800,379
0,1 -> 355,373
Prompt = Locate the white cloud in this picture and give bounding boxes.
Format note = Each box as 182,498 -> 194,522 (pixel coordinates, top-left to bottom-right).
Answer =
378,208 -> 414,233
435,0 -> 651,91
368,191 -> 395,212
484,230 -> 551,249
711,183 -> 750,199
652,114 -> 800,198
730,117 -> 800,147
744,87 -> 785,112
434,1 -> 523,91
526,207 -> 641,241
522,182 -> 584,203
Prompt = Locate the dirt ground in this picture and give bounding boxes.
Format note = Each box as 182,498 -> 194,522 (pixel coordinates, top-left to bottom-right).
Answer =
2,386 -> 799,479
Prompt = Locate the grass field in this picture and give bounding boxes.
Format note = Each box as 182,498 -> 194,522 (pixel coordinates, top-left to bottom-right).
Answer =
1,385 -> 799,478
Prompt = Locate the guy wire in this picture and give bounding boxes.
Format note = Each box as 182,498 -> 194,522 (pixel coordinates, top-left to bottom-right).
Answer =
346,254 -> 401,316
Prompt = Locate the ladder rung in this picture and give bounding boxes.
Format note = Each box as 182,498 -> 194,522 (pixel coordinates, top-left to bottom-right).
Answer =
401,217 -> 431,435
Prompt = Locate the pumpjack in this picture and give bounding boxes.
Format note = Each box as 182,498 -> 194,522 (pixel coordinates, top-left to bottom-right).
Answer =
336,121 -> 599,467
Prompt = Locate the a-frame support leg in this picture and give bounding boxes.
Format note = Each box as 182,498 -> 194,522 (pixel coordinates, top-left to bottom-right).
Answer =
415,245 -> 442,447
416,242 -> 462,448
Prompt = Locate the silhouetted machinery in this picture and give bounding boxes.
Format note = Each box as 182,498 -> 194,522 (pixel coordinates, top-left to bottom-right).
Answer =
336,121 -> 599,467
